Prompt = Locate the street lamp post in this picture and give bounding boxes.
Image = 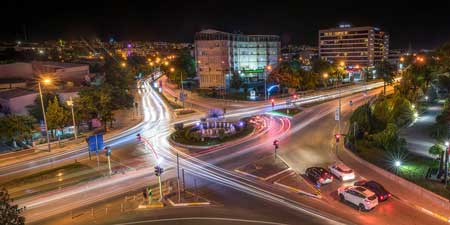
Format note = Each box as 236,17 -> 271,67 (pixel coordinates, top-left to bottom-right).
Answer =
66,97 -> 77,140
38,80 -> 51,152
265,65 -> 272,101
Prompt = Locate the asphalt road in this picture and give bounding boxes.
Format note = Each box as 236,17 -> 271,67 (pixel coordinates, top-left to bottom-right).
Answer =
6,78 -> 445,225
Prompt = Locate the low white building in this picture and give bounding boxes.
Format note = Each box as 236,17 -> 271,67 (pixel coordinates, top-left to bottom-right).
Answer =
0,88 -> 38,115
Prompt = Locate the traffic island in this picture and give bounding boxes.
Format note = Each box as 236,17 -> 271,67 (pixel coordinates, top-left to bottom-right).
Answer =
137,201 -> 164,209
165,191 -> 211,207
268,108 -> 303,117
274,171 -> 321,198
174,108 -> 196,116
170,116 -> 258,148
235,156 -> 291,181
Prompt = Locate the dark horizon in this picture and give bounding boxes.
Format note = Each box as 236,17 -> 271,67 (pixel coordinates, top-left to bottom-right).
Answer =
4,0 -> 450,49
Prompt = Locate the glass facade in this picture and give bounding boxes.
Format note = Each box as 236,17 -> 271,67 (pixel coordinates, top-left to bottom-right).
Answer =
195,30 -> 280,89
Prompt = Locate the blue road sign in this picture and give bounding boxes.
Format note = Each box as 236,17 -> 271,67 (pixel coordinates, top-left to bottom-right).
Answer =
87,133 -> 104,152
87,135 -> 97,152
96,133 -> 104,151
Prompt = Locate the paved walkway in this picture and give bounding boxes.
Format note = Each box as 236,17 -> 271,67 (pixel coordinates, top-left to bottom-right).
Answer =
399,101 -> 443,158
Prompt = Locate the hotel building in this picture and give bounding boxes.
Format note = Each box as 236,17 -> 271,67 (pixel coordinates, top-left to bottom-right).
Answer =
319,25 -> 389,68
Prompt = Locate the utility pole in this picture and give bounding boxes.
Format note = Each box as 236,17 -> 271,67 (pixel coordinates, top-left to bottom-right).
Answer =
177,153 -> 181,202
180,72 -> 185,108
38,81 -> 51,152
66,97 -> 77,140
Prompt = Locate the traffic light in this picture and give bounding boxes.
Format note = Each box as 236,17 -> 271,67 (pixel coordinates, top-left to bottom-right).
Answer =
154,166 -> 164,176
335,134 -> 341,143
271,98 -> 275,108
273,140 -> 279,149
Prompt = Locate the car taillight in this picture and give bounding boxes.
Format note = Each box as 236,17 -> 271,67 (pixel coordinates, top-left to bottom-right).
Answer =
388,193 -> 392,197
380,196 -> 384,200
319,178 -> 324,182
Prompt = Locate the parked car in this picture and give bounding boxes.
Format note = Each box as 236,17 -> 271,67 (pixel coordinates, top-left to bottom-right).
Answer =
328,163 -> 355,181
354,180 -> 391,201
305,167 -> 333,185
338,186 -> 379,211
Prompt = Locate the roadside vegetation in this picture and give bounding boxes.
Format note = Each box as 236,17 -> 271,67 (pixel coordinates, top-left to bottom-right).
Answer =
347,42 -> 450,199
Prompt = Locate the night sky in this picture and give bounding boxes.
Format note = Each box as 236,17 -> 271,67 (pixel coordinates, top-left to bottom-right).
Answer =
4,0 -> 450,49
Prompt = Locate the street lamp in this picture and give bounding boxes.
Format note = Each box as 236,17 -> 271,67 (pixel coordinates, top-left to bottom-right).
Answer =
394,160 -> 402,167
66,97 -> 77,140
265,65 -> 272,101
121,62 -> 126,68
38,78 -> 52,152
323,73 -> 329,79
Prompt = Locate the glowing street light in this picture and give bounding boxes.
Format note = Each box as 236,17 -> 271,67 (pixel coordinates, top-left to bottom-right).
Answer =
394,160 -> 402,167
121,62 -> 127,68
170,67 -> 175,73
164,61 -> 169,66
445,141 -> 449,147
339,61 -> 345,67
66,97 -> 77,140
323,73 -> 329,79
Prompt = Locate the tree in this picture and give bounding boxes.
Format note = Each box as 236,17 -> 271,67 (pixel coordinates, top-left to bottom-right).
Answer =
0,188 -> 25,225
370,123 -> 404,151
27,92 -> 59,121
0,115 -> 35,148
168,48 -> 196,84
428,144 -> 444,158
350,103 -> 372,138
372,98 -> 393,131
268,60 -> 301,89
375,61 -> 396,95
230,71 -> 243,89
76,84 -> 133,131
45,96 -> 70,137
391,96 -> 414,127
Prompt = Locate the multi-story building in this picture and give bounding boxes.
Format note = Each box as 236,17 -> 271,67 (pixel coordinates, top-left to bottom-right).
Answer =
319,24 -> 389,67
194,29 -> 280,89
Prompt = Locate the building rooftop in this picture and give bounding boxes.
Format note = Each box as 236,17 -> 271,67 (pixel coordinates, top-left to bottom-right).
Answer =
0,88 -> 37,100
33,61 -> 88,68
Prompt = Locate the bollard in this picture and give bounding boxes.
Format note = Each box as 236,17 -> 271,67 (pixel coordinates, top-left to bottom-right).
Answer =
105,207 -> 108,215
91,208 -> 94,217
121,203 -> 124,212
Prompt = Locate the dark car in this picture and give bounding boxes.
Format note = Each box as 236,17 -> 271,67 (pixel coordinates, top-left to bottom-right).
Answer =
354,180 -> 391,201
305,167 -> 333,185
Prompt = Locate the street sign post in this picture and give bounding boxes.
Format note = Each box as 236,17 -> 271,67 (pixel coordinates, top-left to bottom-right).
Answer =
105,147 -> 112,175
87,133 -> 104,164
335,108 -> 340,121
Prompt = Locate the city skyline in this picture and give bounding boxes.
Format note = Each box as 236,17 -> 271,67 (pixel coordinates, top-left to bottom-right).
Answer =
3,0 -> 450,49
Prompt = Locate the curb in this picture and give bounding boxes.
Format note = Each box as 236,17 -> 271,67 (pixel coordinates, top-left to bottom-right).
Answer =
273,180 -> 321,199
166,198 -> 211,207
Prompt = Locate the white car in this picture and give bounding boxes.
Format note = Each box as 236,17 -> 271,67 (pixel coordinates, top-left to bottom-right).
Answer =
338,186 -> 378,211
328,163 -> 355,181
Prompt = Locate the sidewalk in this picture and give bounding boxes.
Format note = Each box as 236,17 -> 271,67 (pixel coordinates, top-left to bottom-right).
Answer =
399,101 -> 443,158
0,92 -> 144,167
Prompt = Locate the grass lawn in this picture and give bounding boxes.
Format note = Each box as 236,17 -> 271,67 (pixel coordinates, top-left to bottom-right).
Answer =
352,140 -> 450,200
171,123 -> 255,147
270,108 -> 302,117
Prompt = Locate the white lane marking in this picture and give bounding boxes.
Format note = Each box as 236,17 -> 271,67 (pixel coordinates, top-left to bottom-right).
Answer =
112,217 -> 289,225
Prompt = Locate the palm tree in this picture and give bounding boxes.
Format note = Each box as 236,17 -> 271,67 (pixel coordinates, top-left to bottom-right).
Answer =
375,61 -> 396,95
